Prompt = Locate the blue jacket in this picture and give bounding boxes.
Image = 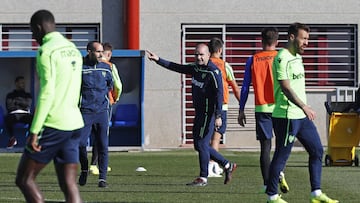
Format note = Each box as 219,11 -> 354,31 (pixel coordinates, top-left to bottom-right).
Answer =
157,58 -> 223,118
80,57 -> 113,113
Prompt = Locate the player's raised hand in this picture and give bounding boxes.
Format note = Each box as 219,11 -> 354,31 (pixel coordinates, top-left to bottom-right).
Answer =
146,50 -> 159,62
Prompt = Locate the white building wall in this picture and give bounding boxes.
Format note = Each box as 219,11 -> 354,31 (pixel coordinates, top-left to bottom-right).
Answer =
0,0 -> 102,23
141,0 -> 360,149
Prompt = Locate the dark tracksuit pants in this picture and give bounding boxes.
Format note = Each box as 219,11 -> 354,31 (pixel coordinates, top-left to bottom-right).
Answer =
193,113 -> 229,178
79,111 -> 109,181
266,117 -> 323,195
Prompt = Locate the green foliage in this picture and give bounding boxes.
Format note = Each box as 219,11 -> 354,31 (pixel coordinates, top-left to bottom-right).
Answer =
0,150 -> 358,202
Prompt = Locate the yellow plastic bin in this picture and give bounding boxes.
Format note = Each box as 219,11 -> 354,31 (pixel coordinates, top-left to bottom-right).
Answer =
325,112 -> 360,166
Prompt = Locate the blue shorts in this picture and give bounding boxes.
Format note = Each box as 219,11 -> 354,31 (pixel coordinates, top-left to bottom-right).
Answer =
24,127 -> 81,164
216,110 -> 227,135
255,112 -> 273,140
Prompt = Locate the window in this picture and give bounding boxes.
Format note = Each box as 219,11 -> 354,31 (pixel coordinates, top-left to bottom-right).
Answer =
0,24 -> 99,50
182,24 -> 357,88
181,24 -> 357,144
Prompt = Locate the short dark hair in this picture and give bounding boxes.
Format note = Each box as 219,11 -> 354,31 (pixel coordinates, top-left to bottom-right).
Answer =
86,41 -> 99,52
15,76 -> 25,83
102,42 -> 113,51
30,9 -> 55,27
261,27 -> 279,46
208,37 -> 223,54
288,22 -> 310,38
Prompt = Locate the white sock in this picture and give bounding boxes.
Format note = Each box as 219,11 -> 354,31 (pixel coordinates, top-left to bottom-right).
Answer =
225,163 -> 230,169
279,171 -> 285,179
311,189 -> 322,197
269,194 -> 279,200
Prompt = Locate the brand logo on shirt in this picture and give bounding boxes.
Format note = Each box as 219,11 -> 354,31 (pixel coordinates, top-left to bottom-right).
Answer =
292,73 -> 305,80
71,61 -> 76,70
192,78 -> 204,88
60,49 -> 78,58
256,55 -> 274,62
102,71 -> 107,77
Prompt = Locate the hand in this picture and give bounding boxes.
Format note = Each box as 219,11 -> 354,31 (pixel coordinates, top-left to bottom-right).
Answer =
146,50 -> 159,62
26,133 -> 42,152
302,105 -> 316,120
238,110 -> 246,127
215,117 -> 222,131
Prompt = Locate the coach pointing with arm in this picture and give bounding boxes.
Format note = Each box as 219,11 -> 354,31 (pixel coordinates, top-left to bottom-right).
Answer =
147,44 -> 236,186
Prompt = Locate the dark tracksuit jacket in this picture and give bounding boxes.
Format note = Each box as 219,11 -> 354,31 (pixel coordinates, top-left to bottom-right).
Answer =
157,58 -> 229,178
79,57 -> 113,180
80,58 -> 113,114
157,58 -> 223,138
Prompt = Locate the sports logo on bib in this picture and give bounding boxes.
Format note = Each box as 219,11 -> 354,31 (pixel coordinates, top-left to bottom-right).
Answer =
288,134 -> 295,143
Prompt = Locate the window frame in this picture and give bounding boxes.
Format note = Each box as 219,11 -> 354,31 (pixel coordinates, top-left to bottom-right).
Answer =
181,23 -> 358,144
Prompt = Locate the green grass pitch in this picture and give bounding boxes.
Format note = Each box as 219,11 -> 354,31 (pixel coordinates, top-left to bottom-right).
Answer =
0,149 -> 358,202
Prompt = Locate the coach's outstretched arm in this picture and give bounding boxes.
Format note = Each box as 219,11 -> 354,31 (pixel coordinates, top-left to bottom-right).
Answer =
146,50 -> 194,75
146,50 -> 159,62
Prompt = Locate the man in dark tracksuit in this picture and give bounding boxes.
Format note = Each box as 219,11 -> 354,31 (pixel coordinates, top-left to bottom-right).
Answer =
78,41 -> 113,188
147,44 -> 236,186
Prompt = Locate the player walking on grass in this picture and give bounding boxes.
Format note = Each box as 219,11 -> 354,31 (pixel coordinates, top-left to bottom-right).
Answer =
78,41 -> 113,188
89,42 -> 122,175
208,37 -> 240,178
266,22 -> 338,203
238,27 -> 289,194
147,44 -> 236,186
15,9 -> 84,203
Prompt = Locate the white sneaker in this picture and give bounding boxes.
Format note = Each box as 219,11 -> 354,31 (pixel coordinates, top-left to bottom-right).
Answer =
208,172 -> 222,177
213,162 -> 223,175
208,162 -> 222,177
